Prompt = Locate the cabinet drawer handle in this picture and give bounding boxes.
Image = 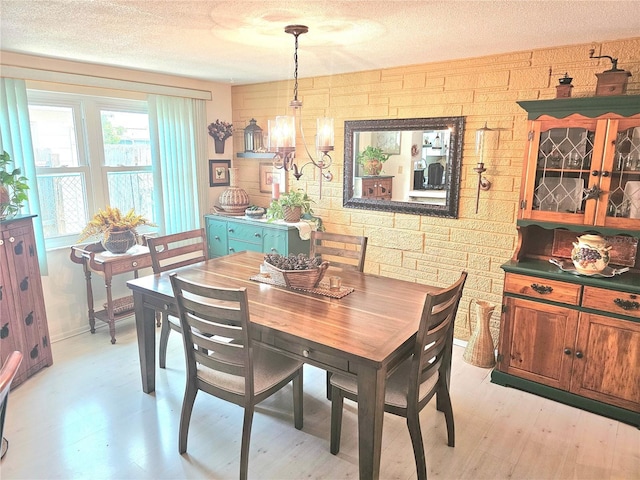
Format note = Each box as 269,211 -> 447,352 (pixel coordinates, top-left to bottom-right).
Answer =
132,261 -> 138,267
270,248 -> 277,252
530,283 -> 553,294
575,351 -> 584,359
229,248 -> 235,252
0,239 -> 3,246
613,298 -> 640,310
9,236 -> 15,243
563,348 -> 572,355
228,228 -> 234,233
302,349 -> 310,358
254,233 -> 261,238
214,236 -> 220,240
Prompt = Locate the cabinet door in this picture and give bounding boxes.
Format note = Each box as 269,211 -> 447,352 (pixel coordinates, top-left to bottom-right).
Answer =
570,313 -> 640,412
596,118 -> 640,229
263,229 -> 286,254
520,118 -> 606,225
498,297 -> 578,390
1,223 -> 51,382
377,178 -> 392,199
206,218 -> 228,257
0,239 -> 28,384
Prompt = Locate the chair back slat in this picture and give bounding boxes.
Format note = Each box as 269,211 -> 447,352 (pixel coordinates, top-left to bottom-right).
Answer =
170,273 -> 254,394
147,228 -> 207,274
310,231 -> 368,272
409,272 -> 467,397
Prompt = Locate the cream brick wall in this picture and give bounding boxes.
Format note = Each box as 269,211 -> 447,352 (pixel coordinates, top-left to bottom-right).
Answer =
231,37 -> 640,342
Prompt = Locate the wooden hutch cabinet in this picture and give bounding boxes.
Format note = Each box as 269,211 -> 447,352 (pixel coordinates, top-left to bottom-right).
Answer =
354,176 -> 393,200
0,215 -> 53,388
493,96 -> 640,426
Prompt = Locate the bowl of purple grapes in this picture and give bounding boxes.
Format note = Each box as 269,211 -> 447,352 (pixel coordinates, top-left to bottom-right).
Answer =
571,234 -> 612,275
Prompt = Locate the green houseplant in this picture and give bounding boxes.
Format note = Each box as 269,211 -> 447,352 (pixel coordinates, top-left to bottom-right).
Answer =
79,206 -> 155,253
267,189 -> 314,223
357,146 -> 390,176
0,150 -> 29,219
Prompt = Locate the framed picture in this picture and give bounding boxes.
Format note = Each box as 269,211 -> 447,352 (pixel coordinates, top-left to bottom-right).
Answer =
209,159 -> 230,187
259,162 -> 285,194
373,131 -> 401,155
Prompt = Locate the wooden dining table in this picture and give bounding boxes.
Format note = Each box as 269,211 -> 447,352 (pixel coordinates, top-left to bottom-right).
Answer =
126,250 -> 444,479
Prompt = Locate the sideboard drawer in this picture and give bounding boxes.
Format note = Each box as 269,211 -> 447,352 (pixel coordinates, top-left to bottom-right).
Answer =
504,273 -> 582,305
227,222 -> 262,241
582,286 -> 640,320
108,254 -> 153,274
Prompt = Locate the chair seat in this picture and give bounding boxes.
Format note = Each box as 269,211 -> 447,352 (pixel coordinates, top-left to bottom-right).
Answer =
330,356 -> 439,409
198,347 -> 303,396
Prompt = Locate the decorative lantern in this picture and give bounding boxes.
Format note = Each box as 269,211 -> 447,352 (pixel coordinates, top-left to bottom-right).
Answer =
244,118 -> 263,152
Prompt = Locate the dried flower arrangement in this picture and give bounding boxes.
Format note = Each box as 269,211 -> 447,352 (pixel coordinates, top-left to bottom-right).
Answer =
78,206 -> 155,242
207,119 -> 234,141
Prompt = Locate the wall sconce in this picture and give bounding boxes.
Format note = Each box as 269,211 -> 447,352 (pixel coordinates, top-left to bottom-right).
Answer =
474,123 -> 493,214
268,25 -> 334,199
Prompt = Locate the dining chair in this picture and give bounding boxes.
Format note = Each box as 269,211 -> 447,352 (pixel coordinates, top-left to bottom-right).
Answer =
0,351 -> 23,459
309,231 -> 368,272
310,231 -> 369,399
329,271 -> 467,480
146,228 -> 207,368
169,273 -> 304,480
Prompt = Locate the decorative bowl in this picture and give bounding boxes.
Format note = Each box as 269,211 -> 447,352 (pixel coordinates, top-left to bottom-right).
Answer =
245,206 -> 265,218
262,260 -> 329,289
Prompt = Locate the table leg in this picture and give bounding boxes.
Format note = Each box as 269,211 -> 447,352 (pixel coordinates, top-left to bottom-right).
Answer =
133,290 -> 156,394
357,365 -> 386,480
83,266 -> 96,333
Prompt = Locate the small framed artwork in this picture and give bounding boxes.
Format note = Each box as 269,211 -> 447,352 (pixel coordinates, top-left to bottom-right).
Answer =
260,163 -> 280,193
373,131 -> 401,155
209,159 -> 231,187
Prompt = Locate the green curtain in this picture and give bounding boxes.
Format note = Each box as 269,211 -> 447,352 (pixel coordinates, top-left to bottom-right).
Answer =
148,95 -> 207,234
0,78 -> 48,274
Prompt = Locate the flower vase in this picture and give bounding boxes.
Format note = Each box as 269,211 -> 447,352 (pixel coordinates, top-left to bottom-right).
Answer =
102,229 -> 136,254
218,167 -> 250,215
463,299 -> 496,368
214,138 -> 226,154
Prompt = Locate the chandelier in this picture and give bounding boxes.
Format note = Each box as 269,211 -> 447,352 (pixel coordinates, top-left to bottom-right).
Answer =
269,25 -> 334,197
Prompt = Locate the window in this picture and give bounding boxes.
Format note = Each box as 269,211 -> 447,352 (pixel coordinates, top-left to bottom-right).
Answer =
28,91 -> 156,248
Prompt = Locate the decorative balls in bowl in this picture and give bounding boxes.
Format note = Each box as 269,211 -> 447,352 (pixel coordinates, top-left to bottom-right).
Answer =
245,206 -> 265,219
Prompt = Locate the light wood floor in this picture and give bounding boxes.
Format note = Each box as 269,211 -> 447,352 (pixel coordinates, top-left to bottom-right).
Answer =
2,319 -> 638,479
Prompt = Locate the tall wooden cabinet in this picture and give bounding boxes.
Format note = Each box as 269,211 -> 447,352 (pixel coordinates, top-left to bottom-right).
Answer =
493,96 -> 640,426
0,215 -> 53,388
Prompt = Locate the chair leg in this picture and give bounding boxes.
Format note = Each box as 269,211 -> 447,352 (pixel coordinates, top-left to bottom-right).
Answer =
329,386 -> 344,455
438,384 -> 455,447
406,411 -> 427,480
293,368 -> 304,430
326,371 -> 332,400
178,383 -> 197,454
159,312 -> 170,369
240,406 -> 255,480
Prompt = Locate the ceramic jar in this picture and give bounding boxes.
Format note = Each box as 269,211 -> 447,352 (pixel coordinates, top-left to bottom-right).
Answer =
218,167 -> 250,214
571,234 -> 612,274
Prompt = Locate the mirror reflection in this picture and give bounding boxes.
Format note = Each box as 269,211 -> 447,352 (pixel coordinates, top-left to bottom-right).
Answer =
343,117 -> 465,218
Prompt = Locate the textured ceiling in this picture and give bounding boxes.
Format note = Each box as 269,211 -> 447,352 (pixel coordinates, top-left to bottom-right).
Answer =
1,0 -> 639,85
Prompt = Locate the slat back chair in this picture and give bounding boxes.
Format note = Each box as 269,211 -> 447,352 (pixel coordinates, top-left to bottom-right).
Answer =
310,231 -> 369,398
310,231 -> 368,272
169,273 -> 303,480
0,351 -> 23,459
329,271 -> 467,480
146,228 -> 207,368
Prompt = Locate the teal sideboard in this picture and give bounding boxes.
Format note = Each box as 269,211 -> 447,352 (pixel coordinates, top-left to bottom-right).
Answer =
205,214 -> 310,258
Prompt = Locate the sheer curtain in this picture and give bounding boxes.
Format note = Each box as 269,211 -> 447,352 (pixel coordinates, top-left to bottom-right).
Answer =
148,95 -> 208,234
0,78 -> 48,274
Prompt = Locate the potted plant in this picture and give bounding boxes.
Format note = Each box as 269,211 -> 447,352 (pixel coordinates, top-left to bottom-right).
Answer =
357,146 -> 390,176
78,206 -> 155,253
0,150 -> 29,220
267,189 -> 314,223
